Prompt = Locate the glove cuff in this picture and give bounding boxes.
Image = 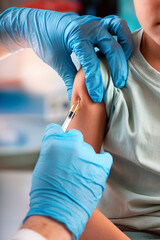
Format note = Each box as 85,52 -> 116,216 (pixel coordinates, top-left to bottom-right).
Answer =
0,7 -> 30,53
0,7 -> 78,54
24,191 -> 90,240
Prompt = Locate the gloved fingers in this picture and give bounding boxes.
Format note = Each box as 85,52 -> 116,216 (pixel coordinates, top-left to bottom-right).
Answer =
93,152 -> 113,182
54,54 -> 77,100
97,33 -> 128,88
80,141 -> 113,172
103,15 -> 133,60
79,143 -> 113,180
44,123 -> 64,139
62,71 -> 75,101
72,41 -> 103,103
99,152 -> 113,170
66,128 -> 84,142
44,124 -> 84,143
87,152 -> 113,182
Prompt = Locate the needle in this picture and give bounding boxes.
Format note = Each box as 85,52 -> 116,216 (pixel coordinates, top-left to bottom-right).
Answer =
62,98 -> 80,132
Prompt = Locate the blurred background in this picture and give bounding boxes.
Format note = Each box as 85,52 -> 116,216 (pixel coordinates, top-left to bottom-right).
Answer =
0,1 -> 140,239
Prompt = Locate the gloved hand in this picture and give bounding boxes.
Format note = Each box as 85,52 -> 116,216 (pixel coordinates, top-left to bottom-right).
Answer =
24,124 -> 112,239
0,7 -> 133,102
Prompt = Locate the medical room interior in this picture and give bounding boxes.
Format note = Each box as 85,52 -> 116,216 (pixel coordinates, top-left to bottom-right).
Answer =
0,0 -> 140,239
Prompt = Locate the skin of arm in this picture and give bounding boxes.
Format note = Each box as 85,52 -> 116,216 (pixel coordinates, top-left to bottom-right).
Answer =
68,68 -> 130,240
21,216 -> 72,240
68,68 -> 107,153
0,43 -> 11,59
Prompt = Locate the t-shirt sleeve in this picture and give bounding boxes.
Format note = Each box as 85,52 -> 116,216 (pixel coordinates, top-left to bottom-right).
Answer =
9,229 -> 47,240
99,57 -> 118,117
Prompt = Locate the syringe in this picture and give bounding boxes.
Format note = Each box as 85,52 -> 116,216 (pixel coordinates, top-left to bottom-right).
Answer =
62,98 -> 80,132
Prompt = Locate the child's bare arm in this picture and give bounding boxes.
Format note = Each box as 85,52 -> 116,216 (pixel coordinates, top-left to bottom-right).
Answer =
68,68 -> 107,153
68,68 -> 130,240
80,208 -> 130,240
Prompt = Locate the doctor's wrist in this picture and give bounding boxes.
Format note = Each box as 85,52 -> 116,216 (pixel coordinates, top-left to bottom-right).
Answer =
21,215 -> 72,240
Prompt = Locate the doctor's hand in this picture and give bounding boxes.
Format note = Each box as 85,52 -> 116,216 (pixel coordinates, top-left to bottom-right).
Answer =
0,7 -> 133,102
24,124 -> 112,240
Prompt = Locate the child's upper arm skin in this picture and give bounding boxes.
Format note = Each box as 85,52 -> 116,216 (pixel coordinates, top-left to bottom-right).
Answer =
68,68 -> 107,153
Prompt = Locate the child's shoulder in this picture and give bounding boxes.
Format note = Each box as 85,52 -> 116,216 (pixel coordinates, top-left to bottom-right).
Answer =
97,28 -> 144,116
97,52 -> 118,116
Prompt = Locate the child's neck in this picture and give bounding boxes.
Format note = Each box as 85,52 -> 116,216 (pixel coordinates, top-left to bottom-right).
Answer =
140,31 -> 160,72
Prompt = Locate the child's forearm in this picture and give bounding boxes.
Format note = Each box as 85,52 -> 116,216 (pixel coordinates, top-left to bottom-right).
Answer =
68,69 -> 130,240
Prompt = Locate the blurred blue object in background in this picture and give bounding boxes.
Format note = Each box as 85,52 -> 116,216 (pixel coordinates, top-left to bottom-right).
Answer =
0,85 -> 70,169
118,0 -> 141,32
0,114 -> 46,169
0,87 -> 69,169
0,127 -> 26,147
0,89 -> 44,114
0,89 -> 45,162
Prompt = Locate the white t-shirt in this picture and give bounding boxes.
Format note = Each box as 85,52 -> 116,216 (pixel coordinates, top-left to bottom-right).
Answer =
98,28 -> 160,234
9,229 -> 46,240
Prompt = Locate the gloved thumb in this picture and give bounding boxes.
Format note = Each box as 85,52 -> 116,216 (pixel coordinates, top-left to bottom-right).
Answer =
45,123 -> 64,136
98,152 -> 113,177
54,54 -> 77,101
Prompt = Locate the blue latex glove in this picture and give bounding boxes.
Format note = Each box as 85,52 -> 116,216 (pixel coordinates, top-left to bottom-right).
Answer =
0,7 -> 133,102
24,124 -> 113,239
